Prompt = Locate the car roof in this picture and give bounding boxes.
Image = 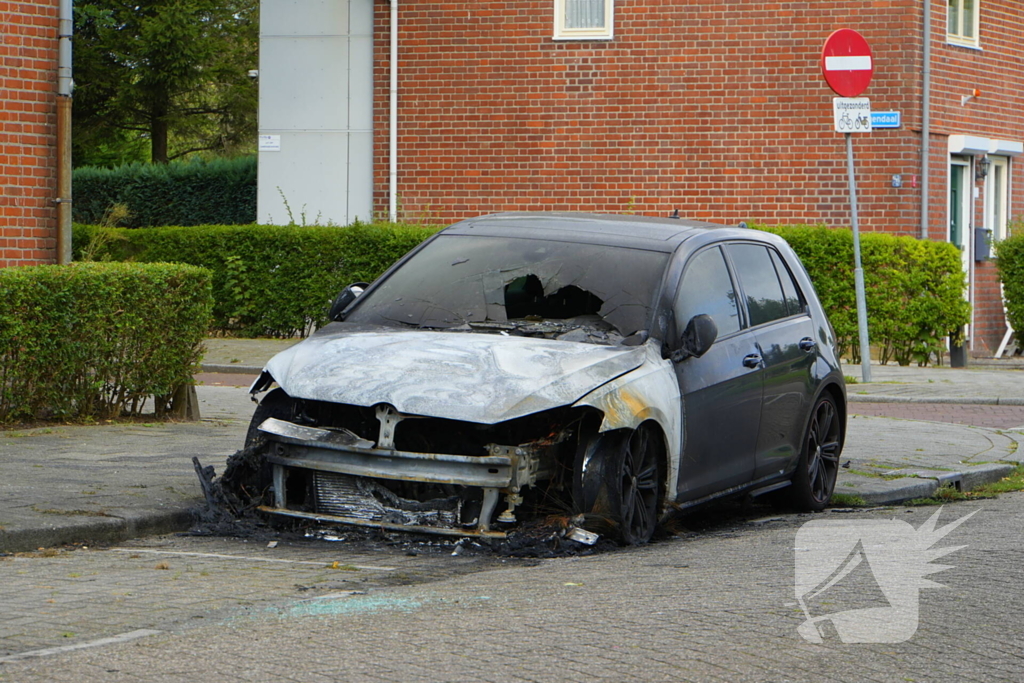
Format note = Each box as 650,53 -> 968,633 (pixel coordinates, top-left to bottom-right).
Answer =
442,212 -> 740,252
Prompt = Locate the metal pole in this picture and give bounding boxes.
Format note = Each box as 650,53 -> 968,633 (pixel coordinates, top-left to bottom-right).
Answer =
846,132 -> 872,382
56,0 -> 73,265
920,0 -> 931,240
388,0 -> 398,223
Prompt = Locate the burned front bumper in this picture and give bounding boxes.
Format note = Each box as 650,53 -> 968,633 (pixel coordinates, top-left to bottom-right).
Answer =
255,412 -> 554,538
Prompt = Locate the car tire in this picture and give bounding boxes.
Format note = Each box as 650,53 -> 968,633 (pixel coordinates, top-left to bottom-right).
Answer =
224,389 -> 298,506
244,388 -> 296,448
785,394 -> 842,511
574,423 -> 663,545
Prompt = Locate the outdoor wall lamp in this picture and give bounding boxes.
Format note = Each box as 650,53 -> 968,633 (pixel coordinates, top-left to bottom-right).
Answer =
976,155 -> 991,181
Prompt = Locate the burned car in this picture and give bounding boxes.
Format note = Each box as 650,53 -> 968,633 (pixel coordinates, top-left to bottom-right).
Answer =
245,212 -> 846,544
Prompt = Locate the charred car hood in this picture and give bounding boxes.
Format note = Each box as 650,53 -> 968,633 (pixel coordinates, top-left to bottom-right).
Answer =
263,329 -> 646,424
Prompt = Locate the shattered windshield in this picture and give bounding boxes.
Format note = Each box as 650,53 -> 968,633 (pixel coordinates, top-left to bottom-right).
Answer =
344,235 -> 670,341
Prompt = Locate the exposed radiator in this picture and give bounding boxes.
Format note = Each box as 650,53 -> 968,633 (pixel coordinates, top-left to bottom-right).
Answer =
313,471 -> 460,528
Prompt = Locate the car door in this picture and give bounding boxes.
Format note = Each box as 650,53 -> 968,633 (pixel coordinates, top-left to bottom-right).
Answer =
671,245 -> 761,502
725,243 -> 817,480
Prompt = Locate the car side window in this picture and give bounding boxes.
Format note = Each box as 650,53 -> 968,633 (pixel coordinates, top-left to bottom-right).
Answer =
769,248 -> 806,316
675,246 -> 741,338
727,243 -> 788,327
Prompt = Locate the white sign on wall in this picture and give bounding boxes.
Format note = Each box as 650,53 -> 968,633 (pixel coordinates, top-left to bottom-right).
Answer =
833,98 -> 872,133
258,135 -> 282,152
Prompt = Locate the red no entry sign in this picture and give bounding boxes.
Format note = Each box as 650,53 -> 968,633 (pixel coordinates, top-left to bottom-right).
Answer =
821,29 -> 873,97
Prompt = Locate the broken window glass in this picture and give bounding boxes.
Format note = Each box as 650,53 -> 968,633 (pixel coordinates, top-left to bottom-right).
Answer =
344,235 -> 669,338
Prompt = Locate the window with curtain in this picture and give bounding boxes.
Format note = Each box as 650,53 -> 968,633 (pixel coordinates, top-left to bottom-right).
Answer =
555,0 -> 613,39
947,0 -> 980,47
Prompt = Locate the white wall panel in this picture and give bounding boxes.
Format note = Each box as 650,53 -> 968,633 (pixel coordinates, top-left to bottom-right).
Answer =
258,0 -> 374,226
261,0 -> 349,37
259,38 -> 351,131
258,134 -> 349,224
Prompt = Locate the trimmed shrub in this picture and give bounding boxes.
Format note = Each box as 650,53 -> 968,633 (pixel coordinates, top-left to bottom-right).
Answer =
996,227 -> 1024,342
72,219 -> 969,365
73,222 -> 441,338
72,157 -> 257,227
761,225 -> 971,365
0,263 -> 213,423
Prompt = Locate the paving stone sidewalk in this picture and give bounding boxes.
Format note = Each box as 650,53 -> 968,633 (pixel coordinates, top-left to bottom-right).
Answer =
1,341 -> 1022,553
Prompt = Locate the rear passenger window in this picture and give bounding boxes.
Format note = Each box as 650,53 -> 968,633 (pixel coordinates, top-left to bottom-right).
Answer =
769,249 -> 805,316
727,244 -> 787,327
675,246 -> 741,338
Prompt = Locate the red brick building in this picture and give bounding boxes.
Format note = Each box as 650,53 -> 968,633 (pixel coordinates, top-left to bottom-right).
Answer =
362,0 -> 1023,355
0,1 -> 59,267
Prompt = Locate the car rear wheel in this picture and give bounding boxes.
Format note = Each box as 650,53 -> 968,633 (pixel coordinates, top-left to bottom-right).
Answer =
574,423 -> 663,545
786,394 -> 842,511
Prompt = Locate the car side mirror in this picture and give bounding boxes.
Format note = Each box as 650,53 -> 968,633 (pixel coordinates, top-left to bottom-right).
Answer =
328,282 -> 369,322
671,314 -> 718,362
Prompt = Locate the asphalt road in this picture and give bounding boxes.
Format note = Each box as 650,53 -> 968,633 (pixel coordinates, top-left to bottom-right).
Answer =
2,495 -> 1023,682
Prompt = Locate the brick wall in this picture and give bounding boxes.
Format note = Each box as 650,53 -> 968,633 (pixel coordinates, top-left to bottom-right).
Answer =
928,2 -> 1024,353
373,1 -> 927,229
373,0 -> 1024,355
0,1 -> 58,267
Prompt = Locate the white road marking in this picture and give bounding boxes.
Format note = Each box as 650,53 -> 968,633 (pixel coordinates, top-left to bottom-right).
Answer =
825,55 -> 872,71
0,629 -> 162,664
111,548 -> 396,571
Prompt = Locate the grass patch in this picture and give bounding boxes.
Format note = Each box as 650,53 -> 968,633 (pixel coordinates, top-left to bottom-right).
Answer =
829,493 -> 869,507
843,375 -> 858,385
904,465 -> 1024,505
845,467 -> 909,480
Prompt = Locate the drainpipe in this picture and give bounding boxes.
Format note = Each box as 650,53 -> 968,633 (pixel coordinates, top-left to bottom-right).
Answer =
389,0 -> 398,222
56,0 -> 73,264
920,0 -> 931,240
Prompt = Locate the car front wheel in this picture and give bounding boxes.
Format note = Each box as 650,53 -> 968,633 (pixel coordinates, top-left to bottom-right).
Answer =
574,423 -> 664,545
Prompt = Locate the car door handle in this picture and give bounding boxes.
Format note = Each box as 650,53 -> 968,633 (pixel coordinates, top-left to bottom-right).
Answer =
798,337 -> 816,352
742,353 -> 762,368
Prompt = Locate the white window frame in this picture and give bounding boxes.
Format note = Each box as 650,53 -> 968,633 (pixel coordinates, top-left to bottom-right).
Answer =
985,155 -> 1010,241
947,0 -> 980,48
554,0 -> 614,41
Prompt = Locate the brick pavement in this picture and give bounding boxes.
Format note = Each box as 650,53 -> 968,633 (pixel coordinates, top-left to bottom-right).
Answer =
0,534 -> 508,661
2,498 -> 1022,682
849,402 -> 1024,430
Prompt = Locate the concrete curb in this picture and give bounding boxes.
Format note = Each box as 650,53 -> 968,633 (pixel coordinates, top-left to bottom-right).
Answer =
201,364 -> 263,375
837,462 -> 1018,506
0,507 -> 197,554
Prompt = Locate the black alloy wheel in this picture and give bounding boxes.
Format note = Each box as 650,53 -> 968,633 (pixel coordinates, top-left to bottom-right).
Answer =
615,424 -> 662,544
788,394 -> 842,511
574,423 -> 664,545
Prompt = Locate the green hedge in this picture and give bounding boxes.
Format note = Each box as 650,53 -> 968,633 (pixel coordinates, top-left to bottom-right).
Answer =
73,222 -> 441,338
72,220 -> 969,365
761,225 -> 970,365
72,157 -> 257,228
996,228 -> 1024,343
0,263 -> 213,423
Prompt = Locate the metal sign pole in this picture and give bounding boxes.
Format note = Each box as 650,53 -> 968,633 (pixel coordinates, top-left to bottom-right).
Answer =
846,132 -> 872,382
